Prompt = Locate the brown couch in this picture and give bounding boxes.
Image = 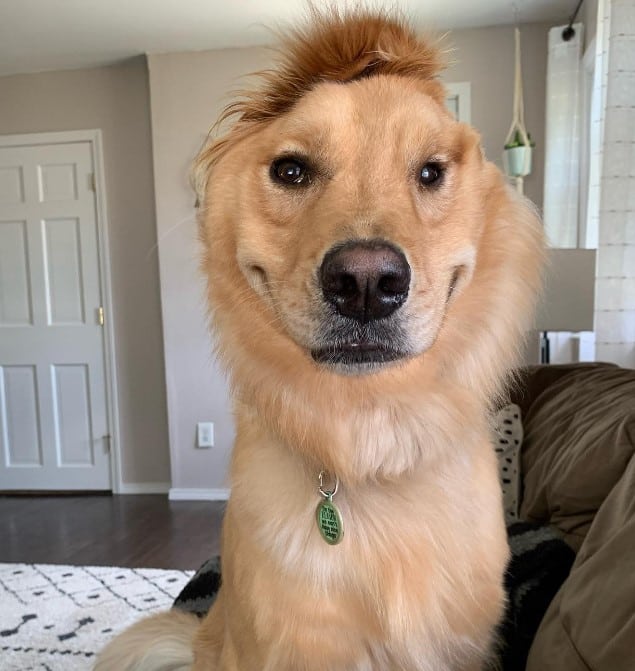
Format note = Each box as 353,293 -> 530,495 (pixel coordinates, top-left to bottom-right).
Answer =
509,362 -> 635,671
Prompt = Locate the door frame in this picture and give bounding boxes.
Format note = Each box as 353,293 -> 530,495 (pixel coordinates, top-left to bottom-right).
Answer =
0,129 -> 122,492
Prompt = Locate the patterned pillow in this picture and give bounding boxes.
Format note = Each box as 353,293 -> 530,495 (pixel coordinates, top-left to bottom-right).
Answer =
492,403 -> 523,523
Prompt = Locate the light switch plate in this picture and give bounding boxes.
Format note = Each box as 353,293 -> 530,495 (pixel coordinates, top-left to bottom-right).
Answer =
197,422 -> 214,448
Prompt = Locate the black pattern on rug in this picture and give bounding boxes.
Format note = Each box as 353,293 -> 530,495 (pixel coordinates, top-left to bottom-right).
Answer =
0,563 -> 193,671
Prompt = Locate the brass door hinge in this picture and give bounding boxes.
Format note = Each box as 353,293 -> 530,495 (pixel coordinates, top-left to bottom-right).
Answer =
98,306 -> 105,326
88,173 -> 96,192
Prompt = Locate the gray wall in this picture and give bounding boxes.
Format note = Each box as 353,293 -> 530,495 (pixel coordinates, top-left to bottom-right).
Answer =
583,0 -> 599,48
0,57 -> 171,487
148,22 -> 551,492
147,49 -> 267,491
443,22 -> 550,209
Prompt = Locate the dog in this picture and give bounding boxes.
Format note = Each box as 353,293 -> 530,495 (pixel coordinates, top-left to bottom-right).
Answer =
96,8 -> 544,671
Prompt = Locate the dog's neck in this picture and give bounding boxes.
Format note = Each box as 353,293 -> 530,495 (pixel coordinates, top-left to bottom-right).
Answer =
230,354 -> 486,486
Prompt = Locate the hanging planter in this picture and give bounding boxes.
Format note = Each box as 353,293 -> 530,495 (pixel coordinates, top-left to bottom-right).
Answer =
503,27 -> 534,187
504,129 -> 535,177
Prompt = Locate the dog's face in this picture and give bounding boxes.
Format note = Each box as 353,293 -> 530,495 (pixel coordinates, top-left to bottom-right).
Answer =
206,74 -> 491,374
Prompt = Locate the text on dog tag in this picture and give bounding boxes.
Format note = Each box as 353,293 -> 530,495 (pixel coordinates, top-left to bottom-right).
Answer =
316,498 -> 344,545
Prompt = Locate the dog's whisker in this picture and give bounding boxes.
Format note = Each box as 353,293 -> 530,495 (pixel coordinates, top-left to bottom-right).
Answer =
145,215 -> 197,261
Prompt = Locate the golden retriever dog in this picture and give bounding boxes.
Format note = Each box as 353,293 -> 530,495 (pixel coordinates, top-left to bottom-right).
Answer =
96,8 -> 544,671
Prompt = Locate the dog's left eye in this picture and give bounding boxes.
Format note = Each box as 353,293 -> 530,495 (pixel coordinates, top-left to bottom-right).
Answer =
419,162 -> 444,186
270,157 -> 310,186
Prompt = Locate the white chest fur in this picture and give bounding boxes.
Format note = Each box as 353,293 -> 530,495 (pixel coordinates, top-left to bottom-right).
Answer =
225,428 -> 507,671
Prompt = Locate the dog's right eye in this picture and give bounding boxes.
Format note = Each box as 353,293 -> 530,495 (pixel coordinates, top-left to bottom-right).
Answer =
419,162 -> 444,187
270,158 -> 310,186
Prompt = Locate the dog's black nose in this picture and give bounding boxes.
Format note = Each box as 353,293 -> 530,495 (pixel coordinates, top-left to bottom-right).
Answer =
320,240 -> 410,323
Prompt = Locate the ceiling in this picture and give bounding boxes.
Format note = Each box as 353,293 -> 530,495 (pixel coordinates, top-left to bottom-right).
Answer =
1,0 -> 574,77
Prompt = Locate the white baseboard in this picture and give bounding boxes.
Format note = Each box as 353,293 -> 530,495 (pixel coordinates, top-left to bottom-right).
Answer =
168,488 -> 230,501
117,482 -> 171,495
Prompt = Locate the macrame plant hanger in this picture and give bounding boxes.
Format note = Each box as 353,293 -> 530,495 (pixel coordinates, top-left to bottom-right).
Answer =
504,24 -> 532,194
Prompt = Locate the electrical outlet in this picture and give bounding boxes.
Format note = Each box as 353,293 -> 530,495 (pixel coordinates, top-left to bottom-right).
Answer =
197,422 -> 214,448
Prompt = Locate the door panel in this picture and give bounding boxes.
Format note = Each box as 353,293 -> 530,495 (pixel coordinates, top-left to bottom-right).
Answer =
52,364 -> 93,466
0,220 -> 32,325
38,162 -> 79,202
0,137 -> 111,490
43,217 -> 86,324
0,165 -> 25,204
1,365 -> 42,466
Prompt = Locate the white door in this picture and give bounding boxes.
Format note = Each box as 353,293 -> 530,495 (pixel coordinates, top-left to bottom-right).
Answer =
0,136 -> 111,490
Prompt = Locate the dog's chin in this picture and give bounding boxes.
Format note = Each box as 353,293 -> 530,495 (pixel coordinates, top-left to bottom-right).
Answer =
310,342 -> 410,375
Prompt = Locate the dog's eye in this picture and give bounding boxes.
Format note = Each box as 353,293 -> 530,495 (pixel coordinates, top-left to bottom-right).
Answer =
419,162 -> 443,186
271,157 -> 310,186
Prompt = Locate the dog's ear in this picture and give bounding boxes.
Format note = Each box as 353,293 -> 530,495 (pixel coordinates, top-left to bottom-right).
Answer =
437,175 -> 545,402
457,123 -> 486,165
418,79 -> 448,109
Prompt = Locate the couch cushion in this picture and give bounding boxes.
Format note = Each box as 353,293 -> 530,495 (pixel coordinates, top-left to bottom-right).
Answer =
517,363 -> 635,550
526,446 -> 635,671
513,363 -> 635,671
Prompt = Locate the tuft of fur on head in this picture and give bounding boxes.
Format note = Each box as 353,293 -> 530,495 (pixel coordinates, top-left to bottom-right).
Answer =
242,7 -> 444,119
192,5 -> 445,199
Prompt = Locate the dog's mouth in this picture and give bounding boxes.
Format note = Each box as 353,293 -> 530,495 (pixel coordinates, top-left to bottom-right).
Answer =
308,304 -> 414,372
311,341 -> 408,367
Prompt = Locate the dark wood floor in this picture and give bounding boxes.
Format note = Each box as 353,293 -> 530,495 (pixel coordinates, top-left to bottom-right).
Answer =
0,494 -> 225,570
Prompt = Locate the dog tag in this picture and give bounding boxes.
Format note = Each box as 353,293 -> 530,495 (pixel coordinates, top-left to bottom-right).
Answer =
316,496 -> 344,545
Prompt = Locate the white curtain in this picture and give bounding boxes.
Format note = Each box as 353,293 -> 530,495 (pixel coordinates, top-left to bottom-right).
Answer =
543,23 -> 584,248
594,0 -> 635,368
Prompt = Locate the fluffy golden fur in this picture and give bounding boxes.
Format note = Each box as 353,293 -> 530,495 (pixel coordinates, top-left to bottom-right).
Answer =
96,8 -> 544,671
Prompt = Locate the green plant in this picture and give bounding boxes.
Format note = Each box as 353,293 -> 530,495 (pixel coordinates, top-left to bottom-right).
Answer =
504,130 -> 536,149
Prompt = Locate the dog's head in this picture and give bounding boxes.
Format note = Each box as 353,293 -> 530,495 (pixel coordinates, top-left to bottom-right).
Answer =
195,10 -> 544,396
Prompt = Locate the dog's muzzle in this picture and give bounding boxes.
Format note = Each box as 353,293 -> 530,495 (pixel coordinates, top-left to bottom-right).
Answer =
312,239 -> 412,369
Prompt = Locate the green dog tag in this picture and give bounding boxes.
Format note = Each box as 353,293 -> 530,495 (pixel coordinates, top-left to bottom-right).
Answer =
316,497 -> 344,545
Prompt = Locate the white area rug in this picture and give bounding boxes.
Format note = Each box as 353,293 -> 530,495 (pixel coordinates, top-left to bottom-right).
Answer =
0,562 -> 193,671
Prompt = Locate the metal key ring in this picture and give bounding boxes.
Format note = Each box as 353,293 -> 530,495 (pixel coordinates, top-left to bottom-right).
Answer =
318,470 -> 339,499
